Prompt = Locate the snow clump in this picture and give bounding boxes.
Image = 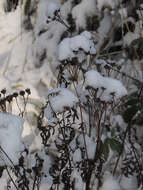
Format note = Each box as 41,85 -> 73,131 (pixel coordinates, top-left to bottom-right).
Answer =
72,0 -> 97,29
0,113 -> 24,166
101,175 -> 121,190
44,88 -> 78,122
97,0 -> 120,11
58,31 -> 96,61
85,70 -> 127,100
48,88 -> 78,113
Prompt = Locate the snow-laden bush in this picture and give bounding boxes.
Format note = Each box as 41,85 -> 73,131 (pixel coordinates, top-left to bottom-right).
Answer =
0,0 -> 143,190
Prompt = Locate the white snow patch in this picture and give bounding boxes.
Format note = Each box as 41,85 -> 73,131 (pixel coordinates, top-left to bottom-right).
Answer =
123,31 -> 139,46
85,70 -> 127,100
73,148 -> 82,163
97,9 -> 112,38
35,0 -> 61,34
71,169 -> 85,190
111,115 -> 126,129
58,31 -> 96,61
78,134 -> 96,159
0,170 -> 8,189
72,0 -> 97,29
97,0 -> 120,11
29,133 -> 43,153
60,0 -> 72,19
34,20 -> 66,69
45,88 -> 78,114
120,175 -> 137,190
105,77 -> 127,98
85,70 -> 104,89
101,175 -> 121,190
0,113 -> 24,166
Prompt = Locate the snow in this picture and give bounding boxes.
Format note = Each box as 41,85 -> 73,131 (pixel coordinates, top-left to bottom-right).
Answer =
85,70 -> 127,100
0,0 -> 142,189
85,136 -> 96,159
72,0 -> 97,29
123,31 -> 139,46
97,0 -> 120,11
45,88 -> 78,114
32,0 -> 68,71
97,9 -> 112,38
96,8 -> 112,51
58,37 -> 72,60
111,115 -> 126,129
0,4 -> 48,91
120,175 -> 137,190
34,20 -> 66,68
105,77 -> 127,97
35,0 -> 61,33
0,6 -> 21,49
29,133 -> 43,153
78,134 -> 96,159
73,148 -> 82,163
119,7 -> 128,18
58,31 -> 96,61
0,113 -> 24,166
0,170 -> 11,190
47,1 -> 60,18
71,169 -> 85,190
85,70 -> 104,89
96,59 -> 107,66
60,0 -> 72,19
123,20 -> 143,46
70,35 -> 90,52
0,0 -> 63,99
101,175 -> 121,190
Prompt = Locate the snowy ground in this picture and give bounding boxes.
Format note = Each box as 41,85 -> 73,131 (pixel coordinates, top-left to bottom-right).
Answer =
0,3 -> 55,95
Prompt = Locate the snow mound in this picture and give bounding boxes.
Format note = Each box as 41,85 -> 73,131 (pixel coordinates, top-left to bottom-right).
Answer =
45,88 -> 78,114
101,175 -> 121,190
47,1 -> 60,19
97,0 -> 120,11
35,0 -> 61,33
72,0 -> 97,29
58,31 -> 96,61
85,70 -> 127,99
78,134 -> 96,159
71,169 -> 85,190
97,9 -> 112,38
0,113 -> 24,166
120,175 -> 137,190
73,148 -> 82,163
49,88 -> 78,112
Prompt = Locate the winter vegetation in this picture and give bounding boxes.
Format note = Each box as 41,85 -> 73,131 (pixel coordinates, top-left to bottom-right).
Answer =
0,0 -> 143,189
